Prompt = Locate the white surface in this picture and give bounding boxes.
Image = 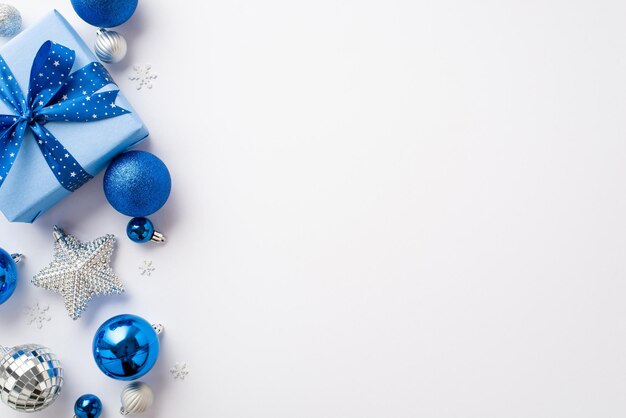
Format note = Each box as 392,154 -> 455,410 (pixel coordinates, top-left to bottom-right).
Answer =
1,0 -> 626,417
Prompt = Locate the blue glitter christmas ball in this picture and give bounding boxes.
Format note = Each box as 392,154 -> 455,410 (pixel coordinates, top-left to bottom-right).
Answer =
71,0 -> 138,28
92,314 -> 160,381
0,248 -> 18,305
103,151 -> 171,217
74,394 -> 103,418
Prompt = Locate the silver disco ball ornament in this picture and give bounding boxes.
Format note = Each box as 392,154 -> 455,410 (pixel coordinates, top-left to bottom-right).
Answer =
0,344 -> 64,412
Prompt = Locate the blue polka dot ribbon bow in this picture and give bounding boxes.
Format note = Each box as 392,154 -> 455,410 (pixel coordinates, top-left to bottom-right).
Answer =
0,41 -> 130,191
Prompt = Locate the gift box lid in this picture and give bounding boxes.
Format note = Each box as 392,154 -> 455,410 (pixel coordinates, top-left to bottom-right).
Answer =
0,10 -> 148,223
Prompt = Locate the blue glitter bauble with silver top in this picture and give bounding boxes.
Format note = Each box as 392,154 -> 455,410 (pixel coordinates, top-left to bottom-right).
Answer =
92,314 -> 161,381
103,151 -> 171,217
74,394 -> 103,418
70,0 -> 138,28
0,248 -> 18,305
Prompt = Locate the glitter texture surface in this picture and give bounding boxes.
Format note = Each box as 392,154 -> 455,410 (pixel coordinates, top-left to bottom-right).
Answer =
0,4 -> 21,37
70,0 -> 138,28
103,151 -> 171,217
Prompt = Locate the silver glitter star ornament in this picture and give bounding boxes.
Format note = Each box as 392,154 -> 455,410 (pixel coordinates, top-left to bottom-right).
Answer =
32,226 -> 125,320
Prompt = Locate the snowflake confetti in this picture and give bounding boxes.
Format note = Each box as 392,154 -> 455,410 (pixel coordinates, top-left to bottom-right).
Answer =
25,302 -> 51,329
170,363 -> 190,380
139,260 -> 155,276
129,64 -> 157,90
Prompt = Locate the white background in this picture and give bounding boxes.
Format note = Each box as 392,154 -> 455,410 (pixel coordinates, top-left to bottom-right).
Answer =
1,0 -> 626,417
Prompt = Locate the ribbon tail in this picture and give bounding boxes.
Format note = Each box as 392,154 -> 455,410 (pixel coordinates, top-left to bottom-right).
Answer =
30,122 -> 92,192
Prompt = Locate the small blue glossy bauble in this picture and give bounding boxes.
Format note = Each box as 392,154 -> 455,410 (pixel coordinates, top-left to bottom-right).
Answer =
127,217 -> 154,243
74,394 -> 103,418
0,248 -> 17,305
103,151 -> 171,217
92,314 -> 160,381
70,0 -> 138,28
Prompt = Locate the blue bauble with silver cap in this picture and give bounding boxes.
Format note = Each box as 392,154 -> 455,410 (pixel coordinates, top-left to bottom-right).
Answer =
74,394 -> 103,418
92,314 -> 163,381
127,217 -> 166,244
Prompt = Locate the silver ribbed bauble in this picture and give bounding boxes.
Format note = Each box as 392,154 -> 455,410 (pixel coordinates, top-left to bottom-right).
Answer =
120,382 -> 154,415
0,344 -> 64,412
0,4 -> 21,37
95,28 -> 127,64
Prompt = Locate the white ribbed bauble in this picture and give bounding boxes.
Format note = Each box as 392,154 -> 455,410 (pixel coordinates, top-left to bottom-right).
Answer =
120,382 -> 154,415
95,28 -> 127,64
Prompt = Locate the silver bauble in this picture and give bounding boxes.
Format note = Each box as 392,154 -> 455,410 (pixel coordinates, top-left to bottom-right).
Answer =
0,4 -> 21,37
0,344 -> 63,412
95,28 -> 127,64
120,382 -> 154,415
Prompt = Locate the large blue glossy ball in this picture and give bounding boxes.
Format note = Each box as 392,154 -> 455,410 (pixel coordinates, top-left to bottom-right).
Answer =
103,151 -> 171,217
0,248 -> 17,305
92,314 -> 160,381
70,0 -> 138,28
74,394 -> 103,418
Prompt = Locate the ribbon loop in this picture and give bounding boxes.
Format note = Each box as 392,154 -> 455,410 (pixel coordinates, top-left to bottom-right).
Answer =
28,41 -> 75,111
56,62 -> 119,101
38,90 -> 129,122
0,41 -> 130,190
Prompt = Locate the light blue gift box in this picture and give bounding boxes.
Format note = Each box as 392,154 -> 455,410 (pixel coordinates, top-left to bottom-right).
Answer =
0,10 -> 148,223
